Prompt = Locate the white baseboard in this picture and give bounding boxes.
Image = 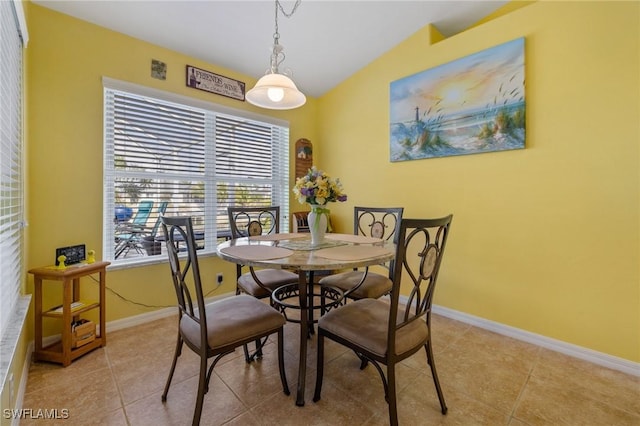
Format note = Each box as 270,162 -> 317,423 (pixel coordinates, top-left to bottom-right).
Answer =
35,293 -> 639,380
105,291 -> 234,333
105,305 -> 177,333
431,303 -> 640,377
108,294 -> 639,377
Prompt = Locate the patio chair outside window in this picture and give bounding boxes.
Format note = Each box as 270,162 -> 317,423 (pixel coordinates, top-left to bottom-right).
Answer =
114,200 -> 156,259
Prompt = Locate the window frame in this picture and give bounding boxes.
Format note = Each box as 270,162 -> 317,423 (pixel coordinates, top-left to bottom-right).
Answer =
0,0 -> 28,339
102,78 -> 290,267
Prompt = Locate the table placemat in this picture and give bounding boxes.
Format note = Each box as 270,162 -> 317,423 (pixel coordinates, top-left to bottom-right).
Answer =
314,245 -> 393,261
277,239 -> 347,251
219,245 -> 293,260
249,233 -> 307,241
325,233 -> 383,244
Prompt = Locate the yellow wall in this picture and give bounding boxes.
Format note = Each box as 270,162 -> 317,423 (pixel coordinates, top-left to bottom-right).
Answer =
317,1 -> 639,361
12,1 -> 637,418
15,1 -> 638,393
24,3 -> 317,333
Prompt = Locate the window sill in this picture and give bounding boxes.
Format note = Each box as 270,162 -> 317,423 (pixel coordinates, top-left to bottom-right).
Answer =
106,250 -> 219,271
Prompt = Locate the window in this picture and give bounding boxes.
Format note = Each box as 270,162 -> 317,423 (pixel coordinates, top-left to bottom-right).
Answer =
0,0 -> 27,338
103,79 -> 290,264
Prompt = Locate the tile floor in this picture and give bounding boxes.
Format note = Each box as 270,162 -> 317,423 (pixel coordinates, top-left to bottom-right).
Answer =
22,314 -> 640,425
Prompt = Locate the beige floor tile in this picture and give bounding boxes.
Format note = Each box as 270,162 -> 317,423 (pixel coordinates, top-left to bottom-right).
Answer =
435,335 -> 532,412
21,314 -> 639,426
222,411 -> 262,426
531,348 -> 640,416
109,341 -> 200,405
429,314 -> 472,353
25,347 -> 110,392
514,374 -> 640,425
251,380 -> 375,426
22,366 -> 122,424
366,375 -> 512,426
213,342 -> 291,408
17,407 -> 128,426
317,349 -> 418,413
124,374 -> 247,426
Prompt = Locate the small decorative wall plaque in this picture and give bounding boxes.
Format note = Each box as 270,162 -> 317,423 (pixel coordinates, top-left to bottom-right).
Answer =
186,65 -> 245,101
151,59 -> 167,80
295,138 -> 313,179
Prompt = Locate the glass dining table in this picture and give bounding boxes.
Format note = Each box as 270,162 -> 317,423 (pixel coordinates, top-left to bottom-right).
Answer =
216,232 -> 395,406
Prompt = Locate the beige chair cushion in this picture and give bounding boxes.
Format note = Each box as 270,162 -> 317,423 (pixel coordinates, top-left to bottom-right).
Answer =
318,298 -> 428,358
238,269 -> 299,298
180,295 -> 285,352
319,270 -> 392,299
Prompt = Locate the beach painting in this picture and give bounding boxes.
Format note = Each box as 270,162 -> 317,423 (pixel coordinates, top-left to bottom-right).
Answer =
390,38 -> 525,162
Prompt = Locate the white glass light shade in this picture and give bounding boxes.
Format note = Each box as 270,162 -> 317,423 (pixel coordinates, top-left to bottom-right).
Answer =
246,73 -> 306,110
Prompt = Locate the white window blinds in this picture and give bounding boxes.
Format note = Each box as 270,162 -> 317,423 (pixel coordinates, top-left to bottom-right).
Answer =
0,0 -> 26,337
103,80 -> 290,264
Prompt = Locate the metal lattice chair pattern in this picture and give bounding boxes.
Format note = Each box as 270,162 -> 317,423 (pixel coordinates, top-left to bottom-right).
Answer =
319,206 -> 404,300
227,206 -> 299,301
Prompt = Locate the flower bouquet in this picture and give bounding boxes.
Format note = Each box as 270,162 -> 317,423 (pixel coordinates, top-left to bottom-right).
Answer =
292,167 -> 347,244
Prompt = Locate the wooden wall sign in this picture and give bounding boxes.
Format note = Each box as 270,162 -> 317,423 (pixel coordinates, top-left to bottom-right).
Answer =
186,65 -> 245,101
295,138 -> 313,179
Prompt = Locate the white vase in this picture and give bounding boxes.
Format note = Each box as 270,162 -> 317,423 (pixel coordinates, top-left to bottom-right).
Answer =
308,204 -> 329,246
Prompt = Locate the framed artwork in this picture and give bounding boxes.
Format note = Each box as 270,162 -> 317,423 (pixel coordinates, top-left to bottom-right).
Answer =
390,37 -> 525,162
151,59 -> 166,80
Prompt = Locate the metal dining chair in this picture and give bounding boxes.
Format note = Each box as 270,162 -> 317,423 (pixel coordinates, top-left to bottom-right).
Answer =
313,215 -> 453,426
160,216 -> 289,426
319,206 -> 403,300
227,206 -> 300,301
227,206 -> 299,360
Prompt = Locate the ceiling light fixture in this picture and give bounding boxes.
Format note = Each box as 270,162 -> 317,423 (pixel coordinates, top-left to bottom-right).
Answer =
246,0 -> 306,110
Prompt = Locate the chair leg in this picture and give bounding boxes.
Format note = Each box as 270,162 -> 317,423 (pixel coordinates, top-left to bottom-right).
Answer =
353,350 -> 369,370
243,337 -> 269,363
425,340 -> 448,414
254,338 -> 264,359
161,334 -> 183,402
192,355 -> 208,426
243,344 -> 251,363
277,329 -> 290,395
312,333 -> 325,402
387,362 -> 398,426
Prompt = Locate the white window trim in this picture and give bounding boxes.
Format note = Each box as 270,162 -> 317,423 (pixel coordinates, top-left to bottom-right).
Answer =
102,77 -> 290,267
0,0 -> 28,393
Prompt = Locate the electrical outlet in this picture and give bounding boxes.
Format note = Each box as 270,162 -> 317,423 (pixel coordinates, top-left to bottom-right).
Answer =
216,273 -> 223,284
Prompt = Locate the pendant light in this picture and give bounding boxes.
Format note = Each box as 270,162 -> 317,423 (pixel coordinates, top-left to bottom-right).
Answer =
246,0 -> 306,110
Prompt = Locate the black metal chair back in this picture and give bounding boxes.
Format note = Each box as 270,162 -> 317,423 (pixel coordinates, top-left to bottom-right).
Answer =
354,206 -> 404,278
314,215 -> 453,426
228,206 -> 280,238
159,215 -> 290,425
389,216 -> 452,358
160,216 -> 207,351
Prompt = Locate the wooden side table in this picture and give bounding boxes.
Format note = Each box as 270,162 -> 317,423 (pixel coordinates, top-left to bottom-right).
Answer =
29,261 -> 109,366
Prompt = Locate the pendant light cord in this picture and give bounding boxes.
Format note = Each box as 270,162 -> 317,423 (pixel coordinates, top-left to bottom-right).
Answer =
274,0 -> 301,40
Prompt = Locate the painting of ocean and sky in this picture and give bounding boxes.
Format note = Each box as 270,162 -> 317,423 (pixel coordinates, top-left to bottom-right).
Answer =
390,37 -> 525,162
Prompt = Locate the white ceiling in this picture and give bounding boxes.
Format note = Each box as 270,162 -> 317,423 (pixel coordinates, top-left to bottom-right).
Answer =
33,0 -> 508,98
